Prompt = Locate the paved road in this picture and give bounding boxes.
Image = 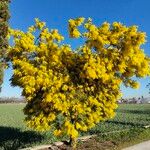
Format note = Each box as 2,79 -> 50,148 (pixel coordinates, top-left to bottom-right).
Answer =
123,140 -> 150,150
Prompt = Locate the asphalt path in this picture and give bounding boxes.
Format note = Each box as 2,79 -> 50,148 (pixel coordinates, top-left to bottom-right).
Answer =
123,140 -> 150,150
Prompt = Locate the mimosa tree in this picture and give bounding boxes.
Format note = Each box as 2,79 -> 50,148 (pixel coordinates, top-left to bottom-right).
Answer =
8,18 -> 150,148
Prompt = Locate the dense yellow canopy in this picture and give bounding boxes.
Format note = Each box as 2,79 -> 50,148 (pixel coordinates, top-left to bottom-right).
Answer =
8,18 -> 150,141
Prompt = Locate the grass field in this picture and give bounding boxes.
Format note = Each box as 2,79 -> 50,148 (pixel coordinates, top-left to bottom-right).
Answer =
0,104 -> 150,149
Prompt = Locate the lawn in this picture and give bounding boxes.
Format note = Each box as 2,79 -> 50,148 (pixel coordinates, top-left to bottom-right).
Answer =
0,104 -> 150,149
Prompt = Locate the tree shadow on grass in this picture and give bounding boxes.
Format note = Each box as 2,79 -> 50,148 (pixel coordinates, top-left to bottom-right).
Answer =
116,109 -> 150,115
106,120 -> 144,127
0,126 -> 44,150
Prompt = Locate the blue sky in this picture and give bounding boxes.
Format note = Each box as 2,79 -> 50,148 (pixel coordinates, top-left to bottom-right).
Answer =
0,0 -> 150,98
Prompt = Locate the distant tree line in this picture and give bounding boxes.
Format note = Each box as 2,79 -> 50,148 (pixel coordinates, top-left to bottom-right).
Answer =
0,97 -> 26,103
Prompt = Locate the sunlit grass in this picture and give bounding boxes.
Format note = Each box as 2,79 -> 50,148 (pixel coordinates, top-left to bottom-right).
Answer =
0,103 -> 150,149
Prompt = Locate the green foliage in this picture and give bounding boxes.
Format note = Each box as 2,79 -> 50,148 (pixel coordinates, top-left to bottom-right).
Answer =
0,0 -> 10,91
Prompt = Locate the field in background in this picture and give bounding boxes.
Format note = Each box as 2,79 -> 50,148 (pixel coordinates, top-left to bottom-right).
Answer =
0,104 -> 150,149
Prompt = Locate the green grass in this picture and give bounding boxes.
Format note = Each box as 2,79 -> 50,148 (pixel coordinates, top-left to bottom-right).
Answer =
0,104 -> 25,128
0,104 -> 150,149
88,104 -> 150,135
0,104 -> 57,150
89,104 -> 150,149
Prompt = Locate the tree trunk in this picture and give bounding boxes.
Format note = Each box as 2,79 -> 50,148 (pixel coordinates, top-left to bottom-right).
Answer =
69,136 -> 77,149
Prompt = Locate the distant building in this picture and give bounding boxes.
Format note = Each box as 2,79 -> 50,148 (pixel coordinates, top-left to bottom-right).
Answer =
118,96 -> 150,104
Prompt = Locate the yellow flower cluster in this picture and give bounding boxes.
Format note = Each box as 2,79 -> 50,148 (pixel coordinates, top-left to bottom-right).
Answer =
8,18 -> 150,143
69,17 -> 85,38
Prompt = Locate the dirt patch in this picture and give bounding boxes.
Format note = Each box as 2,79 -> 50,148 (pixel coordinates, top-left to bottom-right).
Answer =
47,138 -> 116,150
77,138 -> 116,150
